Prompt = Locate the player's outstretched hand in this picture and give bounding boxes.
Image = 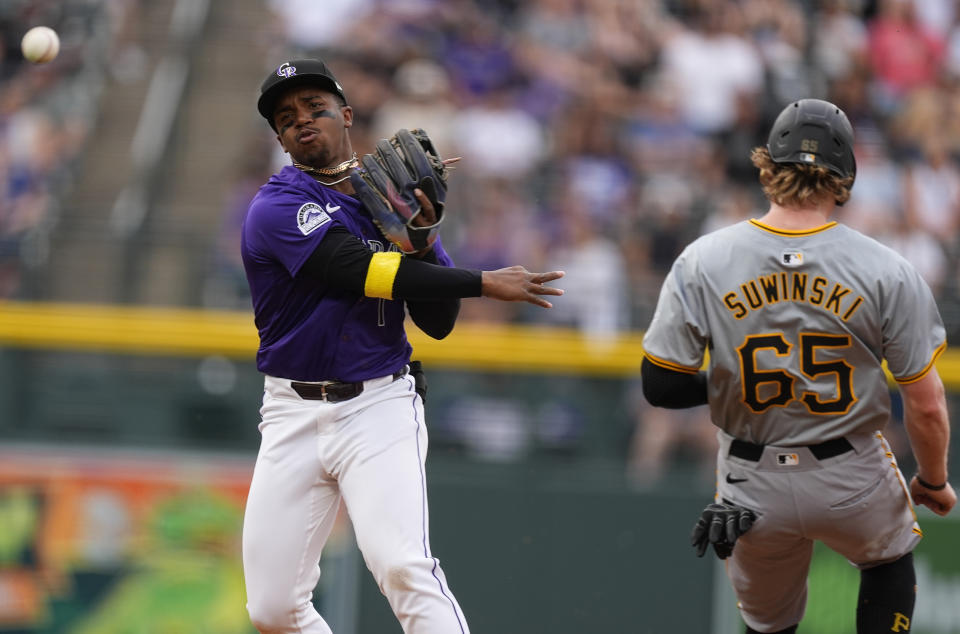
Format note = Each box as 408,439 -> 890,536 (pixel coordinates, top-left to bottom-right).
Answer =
909,476 -> 957,516
481,266 -> 565,308
691,502 -> 757,560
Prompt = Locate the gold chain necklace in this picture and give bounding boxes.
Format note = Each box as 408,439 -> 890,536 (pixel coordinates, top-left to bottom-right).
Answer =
305,172 -> 351,186
293,153 -> 359,177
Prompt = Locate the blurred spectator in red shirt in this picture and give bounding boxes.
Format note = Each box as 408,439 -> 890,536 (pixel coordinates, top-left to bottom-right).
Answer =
868,0 -> 945,109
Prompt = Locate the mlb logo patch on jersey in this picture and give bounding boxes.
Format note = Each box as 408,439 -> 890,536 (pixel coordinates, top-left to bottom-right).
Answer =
781,250 -> 803,267
297,202 -> 331,235
777,453 -> 799,466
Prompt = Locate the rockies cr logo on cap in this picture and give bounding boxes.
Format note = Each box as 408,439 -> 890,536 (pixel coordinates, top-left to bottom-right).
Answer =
277,62 -> 296,78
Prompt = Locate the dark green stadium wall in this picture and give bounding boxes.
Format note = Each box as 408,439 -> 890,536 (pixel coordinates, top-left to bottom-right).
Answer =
356,460 -> 717,633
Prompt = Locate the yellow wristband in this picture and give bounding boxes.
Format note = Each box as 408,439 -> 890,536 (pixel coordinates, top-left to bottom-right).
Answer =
364,251 -> 402,299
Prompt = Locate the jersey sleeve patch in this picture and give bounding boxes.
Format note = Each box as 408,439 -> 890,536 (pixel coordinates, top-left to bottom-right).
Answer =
364,251 -> 402,299
297,202 -> 332,235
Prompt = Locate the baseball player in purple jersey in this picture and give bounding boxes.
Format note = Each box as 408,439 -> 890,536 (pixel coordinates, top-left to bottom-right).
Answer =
240,58 -> 564,634
641,99 -> 956,633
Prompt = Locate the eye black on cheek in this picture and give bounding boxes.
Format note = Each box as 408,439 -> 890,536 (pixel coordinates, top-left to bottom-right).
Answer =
312,109 -> 336,120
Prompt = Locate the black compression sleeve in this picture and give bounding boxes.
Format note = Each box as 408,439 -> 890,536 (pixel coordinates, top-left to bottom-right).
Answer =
300,226 -> 368,291
300,226 -> 483,300
393,256 -> 482,299
641,357 -> 709,408
405,249 -> 461,339
407,297 -> 460,339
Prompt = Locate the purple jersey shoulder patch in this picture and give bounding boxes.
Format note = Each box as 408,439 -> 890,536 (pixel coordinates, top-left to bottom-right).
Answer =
296,202 -> 332,235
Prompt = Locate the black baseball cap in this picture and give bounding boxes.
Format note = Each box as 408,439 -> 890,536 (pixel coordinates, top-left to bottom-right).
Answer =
257,59 -> 348,130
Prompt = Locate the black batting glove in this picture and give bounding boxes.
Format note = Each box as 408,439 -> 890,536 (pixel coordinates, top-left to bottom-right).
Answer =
691,502 -> 757,560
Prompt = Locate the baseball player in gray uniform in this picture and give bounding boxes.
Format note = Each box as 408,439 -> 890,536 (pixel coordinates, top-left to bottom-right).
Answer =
240,58 -> 564,634
641,99 -> 956,633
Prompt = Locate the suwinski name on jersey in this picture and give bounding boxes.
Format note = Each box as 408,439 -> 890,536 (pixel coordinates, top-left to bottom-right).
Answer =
722,271 -> 864,322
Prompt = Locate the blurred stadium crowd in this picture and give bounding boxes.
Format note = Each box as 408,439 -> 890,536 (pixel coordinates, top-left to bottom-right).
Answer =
255,0 -> 960,339
6,0 -> 960,339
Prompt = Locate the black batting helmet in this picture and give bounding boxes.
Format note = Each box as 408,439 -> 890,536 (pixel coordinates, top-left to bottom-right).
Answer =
257,59 -> 348,131
767,99 -> 856,180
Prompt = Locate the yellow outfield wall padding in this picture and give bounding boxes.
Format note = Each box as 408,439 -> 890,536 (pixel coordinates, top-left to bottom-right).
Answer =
0,301 -> 958,385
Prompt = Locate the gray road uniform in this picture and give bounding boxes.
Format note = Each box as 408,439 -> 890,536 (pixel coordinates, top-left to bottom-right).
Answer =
642,218 -> 945,631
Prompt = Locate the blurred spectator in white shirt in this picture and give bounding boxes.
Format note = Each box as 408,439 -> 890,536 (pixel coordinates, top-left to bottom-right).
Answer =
838,126 -> 904,237
371,58 -> 457,154
902,134 -> 960,246
658,4 -> 764,136
267,0 -> 375,52
451,87 -> 545,180
811,0 -> 869,81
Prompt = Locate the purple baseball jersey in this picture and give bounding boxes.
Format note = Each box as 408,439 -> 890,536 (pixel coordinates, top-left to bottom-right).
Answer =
241,165 -> 455,382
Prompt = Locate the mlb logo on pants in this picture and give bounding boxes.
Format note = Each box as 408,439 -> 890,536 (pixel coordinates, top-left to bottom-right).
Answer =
777,453 -> 799,466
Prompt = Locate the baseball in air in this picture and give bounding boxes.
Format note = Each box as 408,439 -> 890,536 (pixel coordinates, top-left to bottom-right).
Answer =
21,26 -> 60,64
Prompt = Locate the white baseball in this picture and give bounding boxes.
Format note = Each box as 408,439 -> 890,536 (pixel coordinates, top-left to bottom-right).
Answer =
21,26 -> 60,64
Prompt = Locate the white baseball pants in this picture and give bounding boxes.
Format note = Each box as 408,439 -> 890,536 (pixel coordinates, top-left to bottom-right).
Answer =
242,372 -> 469,633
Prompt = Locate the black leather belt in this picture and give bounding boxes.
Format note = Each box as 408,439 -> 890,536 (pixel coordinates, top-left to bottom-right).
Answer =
729,436 -> 853,462
291,367 -> 407,403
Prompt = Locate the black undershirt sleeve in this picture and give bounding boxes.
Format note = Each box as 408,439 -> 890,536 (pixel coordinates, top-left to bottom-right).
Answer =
394,250 -> 482,299
301,227 -> 369,290
640,356 -> 709,408
404,249 -> 461,340
300,227 -> 483,339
